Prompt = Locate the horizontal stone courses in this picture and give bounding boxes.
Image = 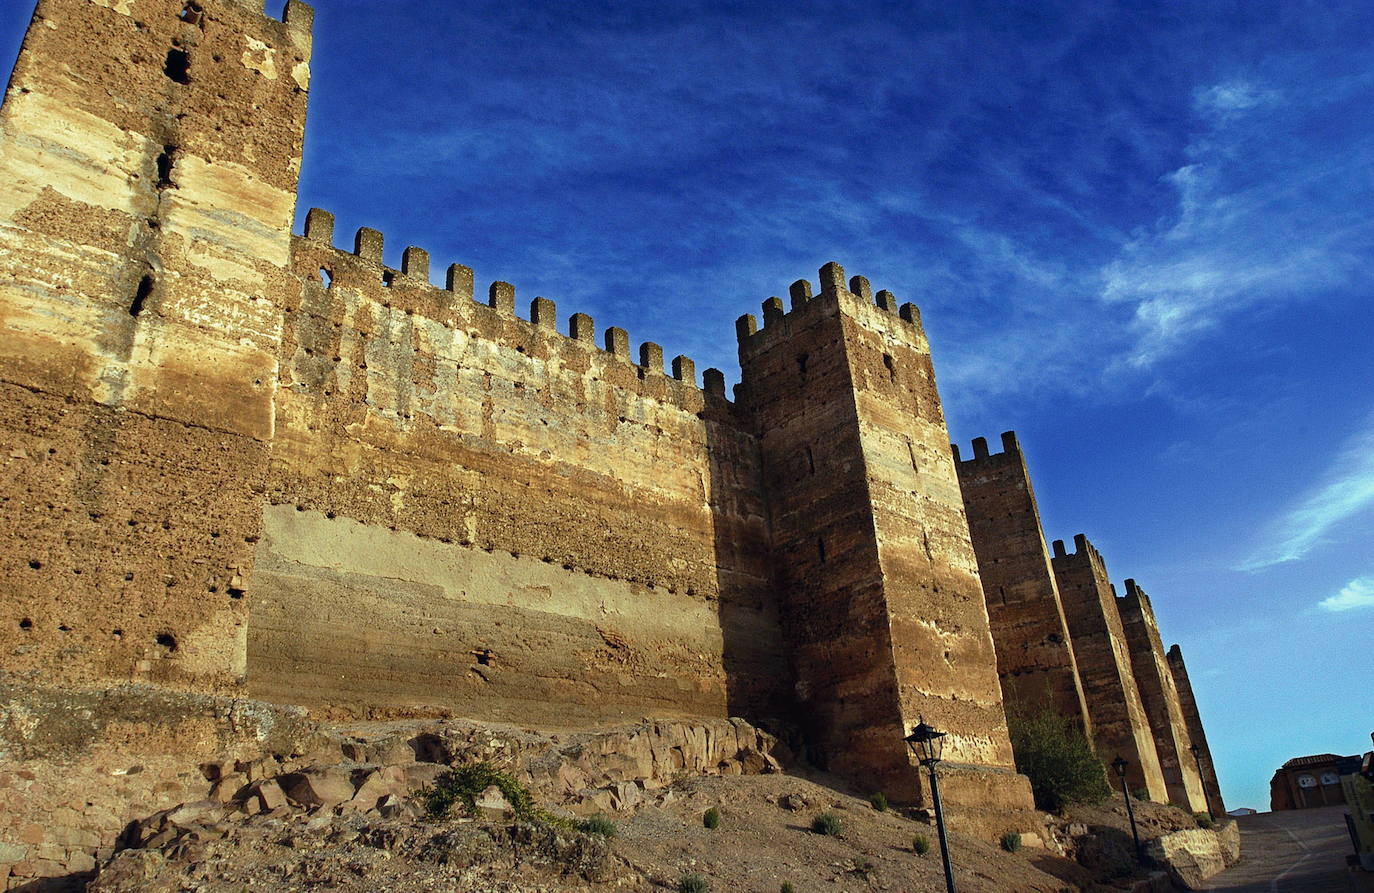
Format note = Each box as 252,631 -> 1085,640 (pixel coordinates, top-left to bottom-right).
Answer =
296,209 -> 726,405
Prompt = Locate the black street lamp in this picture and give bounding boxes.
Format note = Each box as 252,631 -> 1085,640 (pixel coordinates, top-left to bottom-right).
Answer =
1189,744 -> 1213,820
906,716 -> 957,893
1111,755 -> 1144,866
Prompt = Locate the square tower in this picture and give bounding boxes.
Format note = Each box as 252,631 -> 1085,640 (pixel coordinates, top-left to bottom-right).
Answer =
1119,580 -> 1208,812
0,0 -> 312,688
737,263 -> 1033,816
954,431 -> 1093,738
1051,536 -> 1168,802
1167,644 -> 1226,816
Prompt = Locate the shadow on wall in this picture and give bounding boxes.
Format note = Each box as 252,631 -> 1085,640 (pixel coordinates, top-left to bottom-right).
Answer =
706,393 -> 798,742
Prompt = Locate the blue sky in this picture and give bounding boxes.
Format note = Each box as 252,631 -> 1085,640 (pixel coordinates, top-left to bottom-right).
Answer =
3,0 -> 1371,811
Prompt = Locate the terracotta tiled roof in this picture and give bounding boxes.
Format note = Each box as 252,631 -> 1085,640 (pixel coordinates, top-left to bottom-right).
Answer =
1280,753 -> 1347,769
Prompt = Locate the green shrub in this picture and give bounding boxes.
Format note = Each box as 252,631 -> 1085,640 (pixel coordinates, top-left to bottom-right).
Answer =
703,806 -> 721,829
678,873 -> 710,893
1000,831 -> 1022,853
912,834 -> 930,855
1195,812 -> 1215,830
780,884 -> 796,893
1007,710 -> 1111,812
419,762 -> 535,820
578,814 -> 617,837
811,812 -> 842,836
869,792 -> 888,812
1132,788 -> 1151,802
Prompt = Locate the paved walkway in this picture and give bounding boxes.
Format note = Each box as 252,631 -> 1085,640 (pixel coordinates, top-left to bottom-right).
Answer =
1206,805 -> 1371,892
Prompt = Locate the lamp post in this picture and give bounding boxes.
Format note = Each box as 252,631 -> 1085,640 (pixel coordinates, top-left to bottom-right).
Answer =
1190,744 -> 1213,820
906,717 -> 956,893
1111,756 -> 1144,866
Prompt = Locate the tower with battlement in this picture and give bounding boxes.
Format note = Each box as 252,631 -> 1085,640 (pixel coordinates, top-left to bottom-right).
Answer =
0,0 -> 312,690
1167,644 -> 1227,816
735,266 -> 1033,816
1051,536 -> 1169,801
1119,580 -> 1208,812
954,431 -> 1093,738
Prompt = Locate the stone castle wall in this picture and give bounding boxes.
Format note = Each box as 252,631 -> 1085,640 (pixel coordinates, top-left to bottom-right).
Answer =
0,0 -> 1225,883
248,212 -> 787,728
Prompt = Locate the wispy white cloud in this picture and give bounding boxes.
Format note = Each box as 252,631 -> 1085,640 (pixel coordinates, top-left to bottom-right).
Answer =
1100,75 -> 1374,370
1239,413 -> 1374,570
1318,577 -> 1374,612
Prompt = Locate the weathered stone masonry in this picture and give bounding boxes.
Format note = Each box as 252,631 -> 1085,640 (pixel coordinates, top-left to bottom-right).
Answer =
0,0 -> 1033,826
954,432 -> 1092,738
0,0 -> 1223,882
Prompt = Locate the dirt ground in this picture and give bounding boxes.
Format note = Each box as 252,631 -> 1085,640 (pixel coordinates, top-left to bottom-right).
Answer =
89,767 -> 1195,893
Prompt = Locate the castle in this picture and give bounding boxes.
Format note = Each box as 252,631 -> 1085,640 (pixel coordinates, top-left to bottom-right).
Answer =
0,0 -> 1221,882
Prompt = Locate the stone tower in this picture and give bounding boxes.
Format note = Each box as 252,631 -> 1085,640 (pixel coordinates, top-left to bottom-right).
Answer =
0,0 -> 312,688
736,265 -> 1033,815
1051,536 -> 1168,802
954,431 -> 1093,737
1119,580 -> 1208,812
1167,644 -> 1227,816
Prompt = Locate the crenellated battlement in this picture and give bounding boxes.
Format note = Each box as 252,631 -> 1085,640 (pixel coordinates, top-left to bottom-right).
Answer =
1051,533 -> 1107,567
294,208 -> 726,408
735,261 -> 926,362
952,430 -> 1021,464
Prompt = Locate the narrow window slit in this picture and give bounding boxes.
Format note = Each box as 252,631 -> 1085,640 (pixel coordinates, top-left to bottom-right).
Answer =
130,275 -> 153,318
817,537 -> 827,564
156,147 -> 176,188
805,446 -> 815,474
319,267 -> 333,288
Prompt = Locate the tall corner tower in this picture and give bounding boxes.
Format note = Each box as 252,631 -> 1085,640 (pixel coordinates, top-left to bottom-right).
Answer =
0,0 -> 313,689
954,431 -> 1092,738
737,262 -> 1033,816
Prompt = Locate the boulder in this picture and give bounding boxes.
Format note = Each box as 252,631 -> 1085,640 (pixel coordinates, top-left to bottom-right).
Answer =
473,785 -> 515,820
278,768 -> 357,808
1145,821 -> 1241,890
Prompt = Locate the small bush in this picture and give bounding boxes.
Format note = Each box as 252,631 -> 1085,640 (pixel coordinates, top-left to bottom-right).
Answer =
579,814 -> 617,837
419,762 -> 535,820
703,806 -> 721,829
1007,710 -> 1111,812
869,792 -> 888,812
1000,831 -> 1022,853
913,834 -> 930,855
812,812 -> 842,836
678,873 -> 710,893
1132,788 -> 1151,802
781,884 -> 796,893
1195,812 -> 1215,830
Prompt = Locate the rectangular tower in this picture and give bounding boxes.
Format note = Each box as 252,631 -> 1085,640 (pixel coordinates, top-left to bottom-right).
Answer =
1167,644 -> 1226,816
1051,536 -> 1168,802
1119,580 -> 1208,812
0,0 -> 312,689
954,431 -> 1092,737
737,263 -> 1033,816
